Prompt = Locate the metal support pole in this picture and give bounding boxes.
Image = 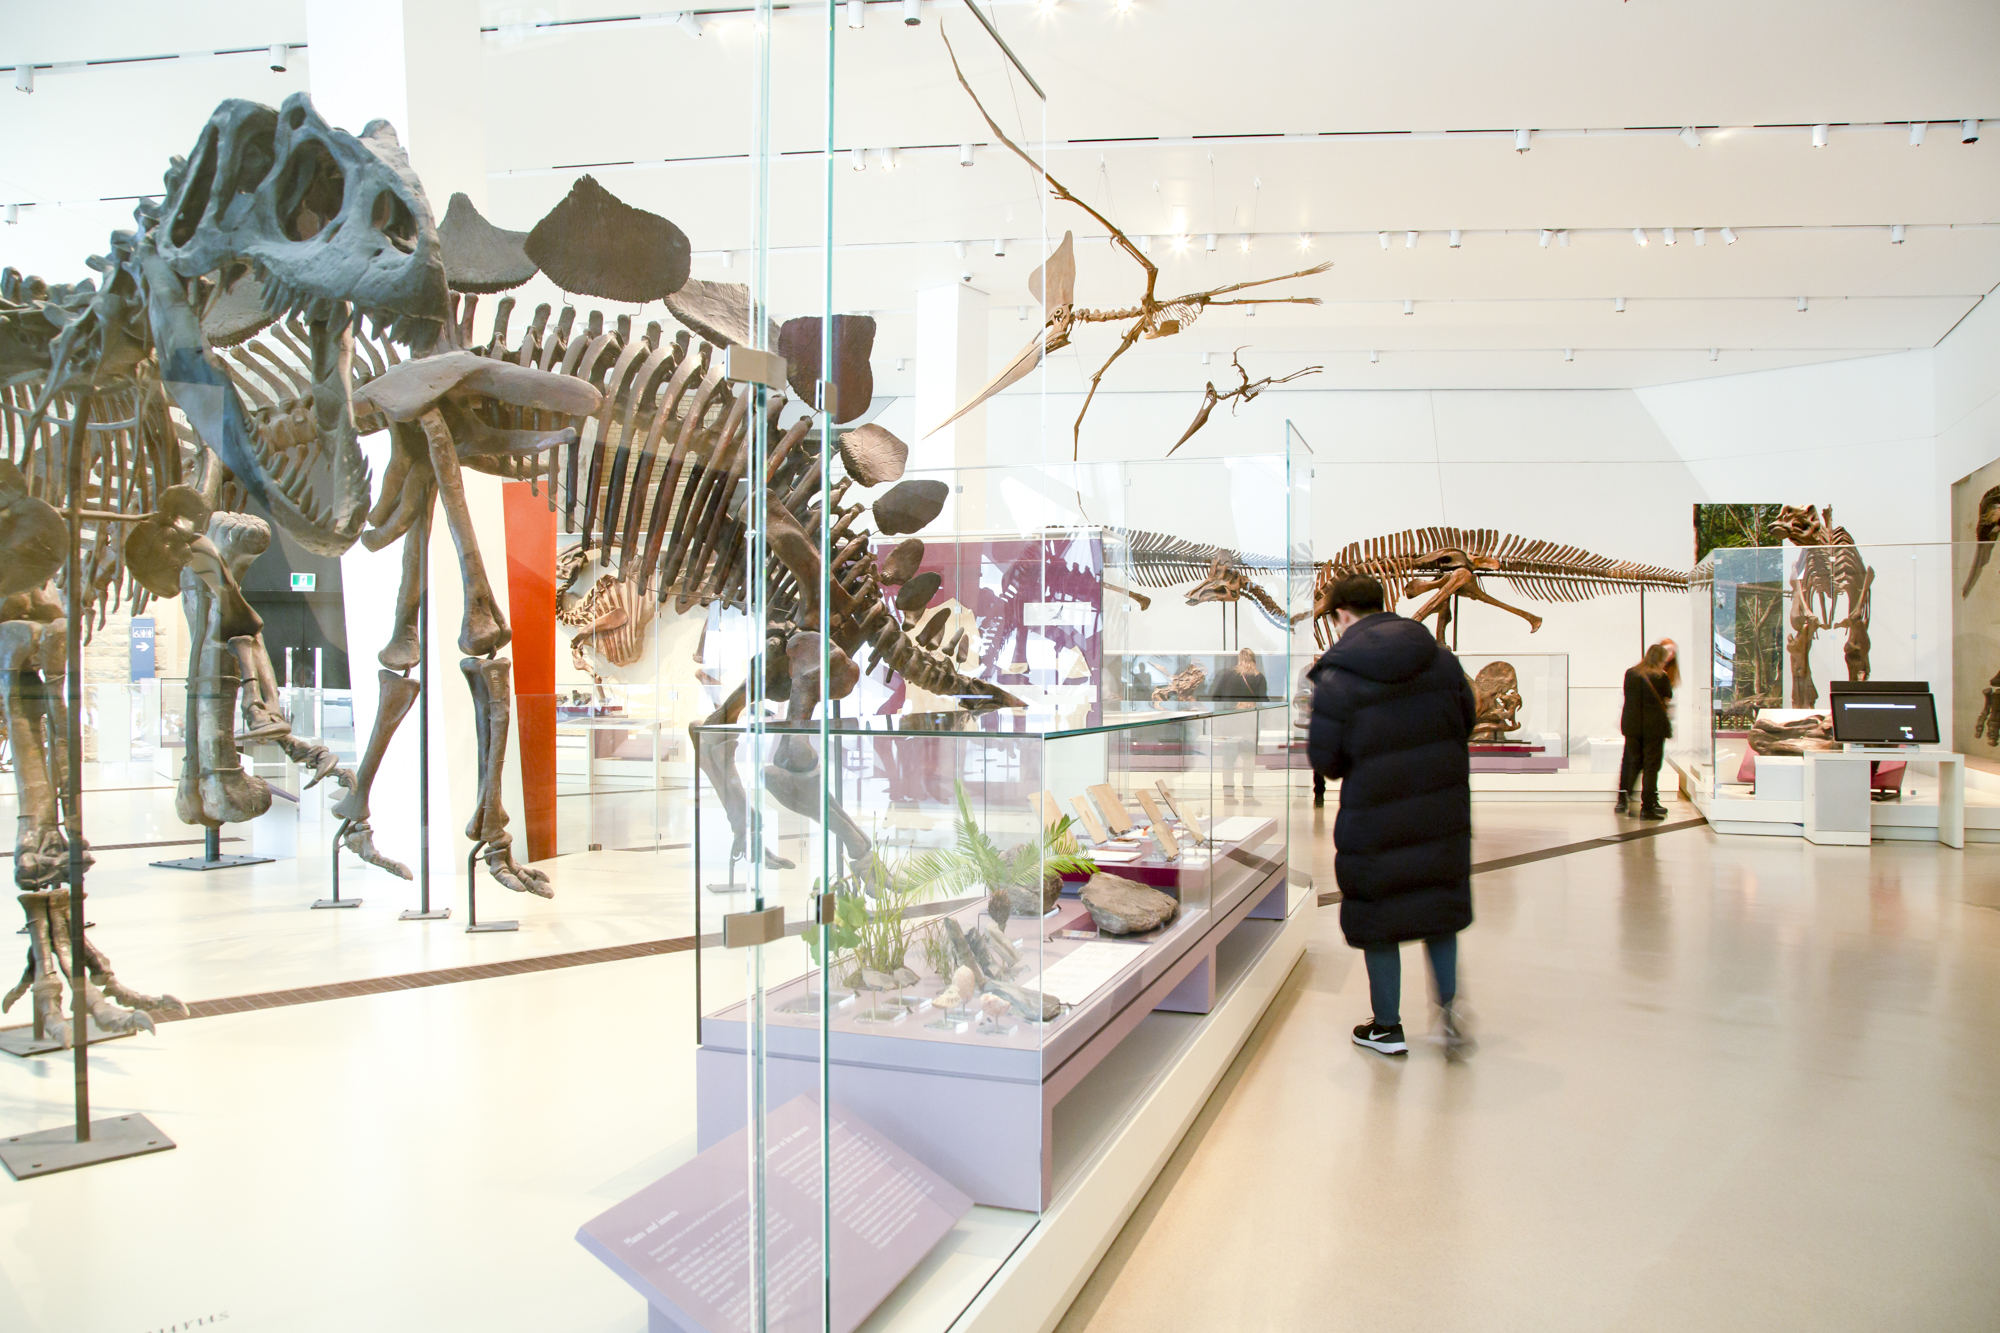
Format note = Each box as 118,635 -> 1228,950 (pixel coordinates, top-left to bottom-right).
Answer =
401,573 -> 447,920
465,839 -> 517,932
314,821 -> 360,909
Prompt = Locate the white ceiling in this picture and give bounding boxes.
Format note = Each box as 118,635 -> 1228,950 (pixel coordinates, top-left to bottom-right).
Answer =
4,0 -> 1999,390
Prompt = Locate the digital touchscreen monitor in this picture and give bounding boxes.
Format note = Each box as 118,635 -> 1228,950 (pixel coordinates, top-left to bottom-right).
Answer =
1829,692 -> 1938,744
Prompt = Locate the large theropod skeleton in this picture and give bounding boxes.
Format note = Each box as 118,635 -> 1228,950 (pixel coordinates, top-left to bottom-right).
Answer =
0,93 -> 597,1044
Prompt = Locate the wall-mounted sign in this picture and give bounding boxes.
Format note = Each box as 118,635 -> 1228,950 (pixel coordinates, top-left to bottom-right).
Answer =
289,572 -> 316,592
129,617 -> 155,680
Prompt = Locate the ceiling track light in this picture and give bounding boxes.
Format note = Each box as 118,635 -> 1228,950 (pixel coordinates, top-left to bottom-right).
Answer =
905,0 -> 922,23
1663,226 -> 1676,246
1694,228 -> 1707,246
269,44 -> 290,72
895,357 -> 906,371
1679,126 -> 1701,148
676,10 -> 704,36
1369,350 -> 1379,364
850,146 -> 867,171
1201,350 -> 1211,365
1296,233 -> 1313,250
1892,224 -> 1907,244
13,64 -> 31,94
878,146 -> 898,170
1238,235 -> 1251,253
1563,348 -> 1574,362
847,0 -> 865,27
1557,230 -> 1570,247
953,240 -> 967,258
1448,229 -> 1462,248
1709,348 -> 1719,361
1515,128 -> 1532,153
1797,296 -> 1808,312
1964,119 -> 1982,144
1377,231 -> 1390,249
1538,229 -> 1553,248
1115,0 -> 1135,11
1138,235 -> 1151,253
958,143 -> 974,166
1910,122 -> 1927,146
1720,227 -> 1737,244
1403,299 -> 1414,315
1811,124 -> 1830,148
1204,233 -> 1217,252
1632,228 -> 1648,246
992,237 -> 1005,257
1614,296 -> 1627,313
1404,230 -> 1417,248
3,204 -> 16,225
719,250 -> 733,268
1020,304 -> 1030,320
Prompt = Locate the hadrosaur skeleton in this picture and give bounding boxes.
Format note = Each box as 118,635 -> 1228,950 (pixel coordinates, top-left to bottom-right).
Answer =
926,30 -> 1330,459
1769,504 -> 1873,708
1312,527 -> 1691,646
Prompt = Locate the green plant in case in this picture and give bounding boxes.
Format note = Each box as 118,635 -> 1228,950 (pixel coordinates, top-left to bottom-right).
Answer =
901,780 -> 1099,918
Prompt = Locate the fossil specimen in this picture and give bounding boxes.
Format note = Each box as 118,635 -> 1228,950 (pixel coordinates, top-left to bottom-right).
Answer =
1768,504 -> 1873,708
1961,484 -> 2000,745
1468,661 -> 1524,742
928,30 -> 1330,459
1165,348 -> 1323,456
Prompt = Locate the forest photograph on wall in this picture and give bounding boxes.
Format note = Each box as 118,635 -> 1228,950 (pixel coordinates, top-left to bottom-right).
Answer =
1695,504 -> 1785,727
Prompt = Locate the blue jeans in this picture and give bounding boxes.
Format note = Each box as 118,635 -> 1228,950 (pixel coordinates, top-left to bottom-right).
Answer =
1363,936 -> 1458,1027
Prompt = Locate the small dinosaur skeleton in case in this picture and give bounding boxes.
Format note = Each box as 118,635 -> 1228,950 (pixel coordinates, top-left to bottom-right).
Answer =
1312,528 -> 1691,647
928,30 -> 1330,459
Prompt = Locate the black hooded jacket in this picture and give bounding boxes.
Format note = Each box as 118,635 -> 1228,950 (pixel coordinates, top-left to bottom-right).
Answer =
1308,612 -> 1476,948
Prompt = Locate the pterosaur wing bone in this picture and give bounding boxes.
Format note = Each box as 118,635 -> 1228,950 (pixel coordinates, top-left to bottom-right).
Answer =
920,323 -> 1069,440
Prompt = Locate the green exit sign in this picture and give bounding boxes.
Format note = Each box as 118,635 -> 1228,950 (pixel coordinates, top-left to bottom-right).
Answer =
290,572 -> 316,592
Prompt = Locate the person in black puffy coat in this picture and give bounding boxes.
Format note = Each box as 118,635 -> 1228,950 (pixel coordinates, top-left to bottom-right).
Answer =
1308,574 -> 1476,1059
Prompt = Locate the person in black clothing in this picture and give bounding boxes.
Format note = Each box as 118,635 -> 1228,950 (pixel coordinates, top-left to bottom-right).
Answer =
1210,648 -> 1268,802
1617,638 -> 1678,820
1308,575 -> 1476,1059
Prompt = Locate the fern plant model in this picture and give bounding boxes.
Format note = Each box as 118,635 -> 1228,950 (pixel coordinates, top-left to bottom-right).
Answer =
902,781 -> 1100,922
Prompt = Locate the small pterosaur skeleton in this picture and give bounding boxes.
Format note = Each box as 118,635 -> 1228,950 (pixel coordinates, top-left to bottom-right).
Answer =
1165,348 -> 1323,457
928,30 -> 1331,459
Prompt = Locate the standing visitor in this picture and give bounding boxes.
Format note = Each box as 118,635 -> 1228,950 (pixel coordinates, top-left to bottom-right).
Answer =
1210,647 -> 1268,803
1617,638 -> 1678,821
1294,659 -> 1325,807
1308,575 -> 1476,1058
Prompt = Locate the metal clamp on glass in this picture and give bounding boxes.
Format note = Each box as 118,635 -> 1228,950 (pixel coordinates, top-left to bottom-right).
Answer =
722,905 -> 785,949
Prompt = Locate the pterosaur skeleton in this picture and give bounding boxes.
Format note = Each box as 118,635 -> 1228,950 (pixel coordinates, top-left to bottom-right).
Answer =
1164,348 -> 1323,457
927,30 -> 1331,459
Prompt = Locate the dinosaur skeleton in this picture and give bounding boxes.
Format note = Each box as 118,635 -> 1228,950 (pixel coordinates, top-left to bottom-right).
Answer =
1312,527 -> 1691,647
426,183 -> 1026,874
1961,485 -> 2000,746
554,544 -> 656,691
1164,349 -> 1323,457
927,30 -> 1330,459
1768,504 -> 1873,708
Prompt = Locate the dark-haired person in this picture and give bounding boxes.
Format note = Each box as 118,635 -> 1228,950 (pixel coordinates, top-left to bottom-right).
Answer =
1308,574 -> 1476,1059
1617,638 -> 1678,821
1210,647 -> 1268,803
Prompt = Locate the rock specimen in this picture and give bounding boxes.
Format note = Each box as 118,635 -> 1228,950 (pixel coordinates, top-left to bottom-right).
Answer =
1002,867 -> 1063,920
1080,873 -> 1179,935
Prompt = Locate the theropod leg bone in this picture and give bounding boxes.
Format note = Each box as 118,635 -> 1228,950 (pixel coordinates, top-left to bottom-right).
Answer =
419,407 -> 510,657
329,669 -> 420,879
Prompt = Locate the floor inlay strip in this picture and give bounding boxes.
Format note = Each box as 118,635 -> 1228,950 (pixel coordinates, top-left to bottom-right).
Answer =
1471,818 -> 1708,876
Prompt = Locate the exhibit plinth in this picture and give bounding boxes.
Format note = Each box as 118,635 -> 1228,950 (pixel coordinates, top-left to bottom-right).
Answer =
151,852 -> 273,871
0,1113 -> 176,1179
0,1019 -> 136,1059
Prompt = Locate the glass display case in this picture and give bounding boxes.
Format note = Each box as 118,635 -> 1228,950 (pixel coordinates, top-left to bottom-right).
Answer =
1458,652 -> 1569,770
1687,542 -> 1972,832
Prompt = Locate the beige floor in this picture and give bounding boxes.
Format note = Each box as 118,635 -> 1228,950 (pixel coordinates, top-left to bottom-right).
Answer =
1058,796 -> 2000,1333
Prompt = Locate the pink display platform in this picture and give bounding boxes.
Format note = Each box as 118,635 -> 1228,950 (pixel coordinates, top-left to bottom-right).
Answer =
696,823 -> 1287,1212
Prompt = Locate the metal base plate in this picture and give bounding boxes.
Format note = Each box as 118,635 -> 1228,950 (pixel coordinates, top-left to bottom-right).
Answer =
311,897 -> 361,910
466,920 -> 518,933
150,854 -> 274,871
399,908 -> 451,921
0,1018 -> 137,1059
0,1113 -> 175,1179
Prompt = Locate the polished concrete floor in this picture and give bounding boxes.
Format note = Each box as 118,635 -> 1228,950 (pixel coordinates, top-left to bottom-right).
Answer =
1057,795 -> 2000,1333
3,784 -> 1995,1332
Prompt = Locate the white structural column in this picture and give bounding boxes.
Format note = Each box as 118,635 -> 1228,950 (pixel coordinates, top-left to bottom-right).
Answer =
913,281 -> 990,532
312,0 -> 525,892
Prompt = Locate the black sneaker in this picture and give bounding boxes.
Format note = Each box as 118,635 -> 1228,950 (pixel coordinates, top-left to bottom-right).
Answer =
1352,1021 -> 1408,1055
1439,1004 -> 1477,1062
1613,792 -> 1629,814
1640,804 -> 1669,821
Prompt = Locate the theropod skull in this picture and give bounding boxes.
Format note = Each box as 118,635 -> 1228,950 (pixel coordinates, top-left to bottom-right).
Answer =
148,94 -> 447,554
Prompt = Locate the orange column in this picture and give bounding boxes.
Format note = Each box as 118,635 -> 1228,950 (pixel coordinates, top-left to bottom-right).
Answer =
503,481 -> 558,862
